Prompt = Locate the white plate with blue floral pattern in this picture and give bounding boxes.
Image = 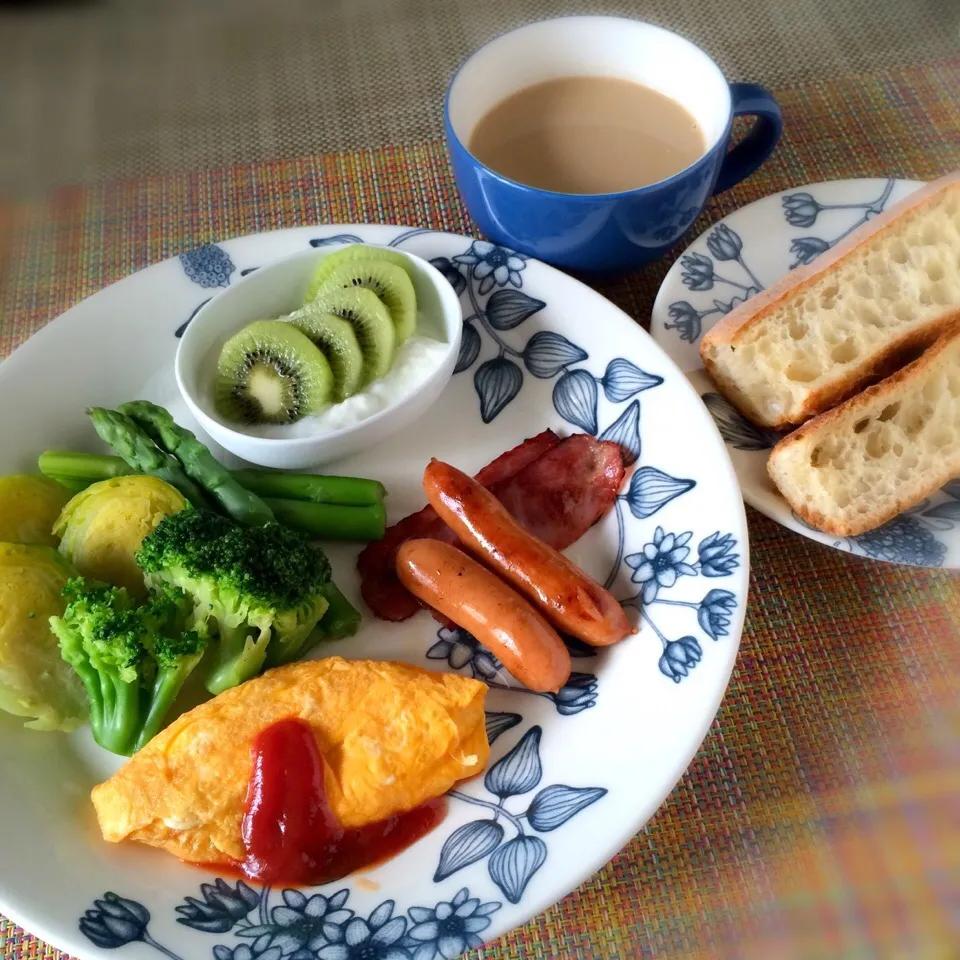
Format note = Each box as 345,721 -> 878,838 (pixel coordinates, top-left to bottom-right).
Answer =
652,178 -> 960,569
0,225 -> 749,960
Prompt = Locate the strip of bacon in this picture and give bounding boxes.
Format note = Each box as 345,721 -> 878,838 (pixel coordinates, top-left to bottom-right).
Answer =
357,430 -> 560,621
488,434 -> 625,550
358,432 -> 624,622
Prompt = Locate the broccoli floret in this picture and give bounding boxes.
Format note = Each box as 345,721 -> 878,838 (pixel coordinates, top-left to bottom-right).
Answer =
134,583 -> 207,751
136,510 -> 331,694
50,578 -> 146,755
50,576 -> 207,755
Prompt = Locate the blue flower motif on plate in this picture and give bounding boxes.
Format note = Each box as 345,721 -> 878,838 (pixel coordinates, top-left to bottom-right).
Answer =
180,244 -> 235,288
697,589 -> 737,639
82,884 -> 503,960
658,636 -> 702,683
452,240 -> 527,295
405,888 -> 501,960
625,528 -> 697,604
177,879 -> 260,933
80,892 -> 152,949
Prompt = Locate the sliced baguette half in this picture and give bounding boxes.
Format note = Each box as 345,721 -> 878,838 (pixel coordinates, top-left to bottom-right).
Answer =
700,171 -> 960,429
767,319 -> 960,536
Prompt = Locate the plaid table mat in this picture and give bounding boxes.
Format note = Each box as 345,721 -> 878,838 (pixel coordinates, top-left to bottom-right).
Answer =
2,57 -> 960,960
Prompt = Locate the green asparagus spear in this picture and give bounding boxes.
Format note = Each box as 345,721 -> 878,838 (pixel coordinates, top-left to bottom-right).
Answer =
118,400 -> 274,527
41,452 -> 385,508
317,581 -> 362,638
230,469 -> 385,506
86,408 -> 210,507
264,498 -> 386,541
38,451 -> 130,481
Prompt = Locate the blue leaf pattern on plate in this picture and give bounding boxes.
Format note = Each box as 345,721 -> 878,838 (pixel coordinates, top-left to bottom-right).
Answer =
428,256 -> 467,296
484,726 -> 542,799
309,234 -> 364,247
454,322 -> 481,374
484,711 -> 522,745
941,479 -> 960,500
521,331 -> 588,379
701,393 -> 780,451
552,369 -> 598,434
624,467 -> 696,519
600,358 -> 663,402
598,400 -> 641,466
488,836 -> 547,905
485,289 -> 545,331
176,297 -> 211,338
433,821 -> 505,881
921,501 -> 960,521
525,786 -> 607,833
474,357 -> 522,423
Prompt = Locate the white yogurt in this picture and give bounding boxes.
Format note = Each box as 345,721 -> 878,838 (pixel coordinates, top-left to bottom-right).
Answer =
243,336 -> 450,439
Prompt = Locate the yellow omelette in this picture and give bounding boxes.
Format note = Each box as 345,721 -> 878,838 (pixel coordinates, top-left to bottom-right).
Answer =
91,657 -> 489,865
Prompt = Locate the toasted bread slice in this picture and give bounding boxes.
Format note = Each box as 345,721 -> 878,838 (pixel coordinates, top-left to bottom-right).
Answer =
767,321 -> 960,536
700,172 -> 960,429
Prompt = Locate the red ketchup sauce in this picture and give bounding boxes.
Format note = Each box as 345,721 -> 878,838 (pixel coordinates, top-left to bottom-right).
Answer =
236,717 -> 446,886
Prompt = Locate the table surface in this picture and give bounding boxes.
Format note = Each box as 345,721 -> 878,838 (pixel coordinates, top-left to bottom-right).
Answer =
1,1 -> 959,958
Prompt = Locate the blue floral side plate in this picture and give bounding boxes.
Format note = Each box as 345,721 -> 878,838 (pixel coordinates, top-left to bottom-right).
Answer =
651,178 -> 959,569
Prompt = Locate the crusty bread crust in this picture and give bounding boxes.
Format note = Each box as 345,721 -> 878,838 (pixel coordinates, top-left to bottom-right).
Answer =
767,319 -> 960,536
700,171 -> 960,429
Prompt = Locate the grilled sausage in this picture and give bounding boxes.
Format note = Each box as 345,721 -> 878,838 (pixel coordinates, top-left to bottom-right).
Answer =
396,538 -> 571,693
423,459 -> 634,646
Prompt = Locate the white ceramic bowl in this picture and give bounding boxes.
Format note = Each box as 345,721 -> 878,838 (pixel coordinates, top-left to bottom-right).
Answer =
175,245 -> 462,469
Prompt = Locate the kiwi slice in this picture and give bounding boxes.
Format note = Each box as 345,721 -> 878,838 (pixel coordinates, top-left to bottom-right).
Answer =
287,306 -> 364,402
307,253 -> 418,344
306,243 -> 417,291
215,320 -> 333,425
313,286 -> 396,385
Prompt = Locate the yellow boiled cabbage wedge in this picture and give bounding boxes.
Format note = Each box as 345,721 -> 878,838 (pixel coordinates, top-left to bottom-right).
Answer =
0,543 -> 87,731
0,475 -> 72,546
54,476 -> 188,597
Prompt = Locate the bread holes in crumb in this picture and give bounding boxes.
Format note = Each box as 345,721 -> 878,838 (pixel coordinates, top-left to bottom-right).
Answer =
788,319 -> 807,340
819,283 -> 839,310
830,340 -> 857,363
888,240 -> 910,265
878,402 -> 901,422
925,259 -> 945,283
865,429 -> 891,459
786,359 -> 819,383
853,418 -> 870,434
931,283 -> 951,305
903,407 -> 930,438
893,301 -> 915,324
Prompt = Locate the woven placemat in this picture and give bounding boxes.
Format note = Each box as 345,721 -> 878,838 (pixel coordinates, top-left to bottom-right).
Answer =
1,0 -> 957,193
2,57 -> 960,960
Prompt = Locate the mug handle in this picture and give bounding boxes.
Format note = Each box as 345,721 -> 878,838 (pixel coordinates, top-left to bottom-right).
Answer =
711,83 -> 783,195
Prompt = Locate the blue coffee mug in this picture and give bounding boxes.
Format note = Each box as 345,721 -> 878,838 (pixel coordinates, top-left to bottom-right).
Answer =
445,17 -> 782,273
